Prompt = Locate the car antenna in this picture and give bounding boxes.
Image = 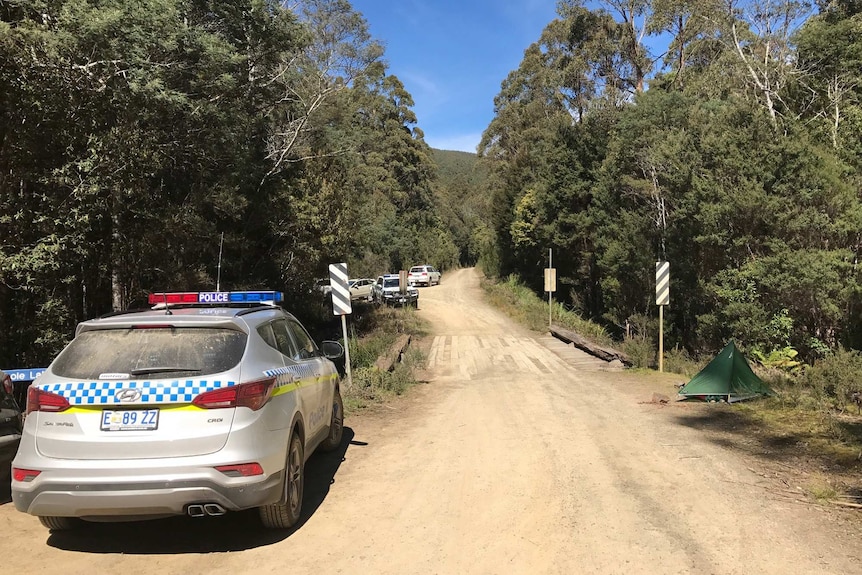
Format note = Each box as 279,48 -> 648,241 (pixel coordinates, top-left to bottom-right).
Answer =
162,292 -> 172,315
216,231 -> 224,292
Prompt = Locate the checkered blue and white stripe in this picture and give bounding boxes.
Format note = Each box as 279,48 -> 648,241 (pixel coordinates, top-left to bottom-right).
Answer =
40,380 -> 235,406
263,364 -> 318,382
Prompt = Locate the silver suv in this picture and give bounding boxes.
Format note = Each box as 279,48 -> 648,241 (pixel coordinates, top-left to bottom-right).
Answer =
407,265 -> 441,287
12,290 -> 344,530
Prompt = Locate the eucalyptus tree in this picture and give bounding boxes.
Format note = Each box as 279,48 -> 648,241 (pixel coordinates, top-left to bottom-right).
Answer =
479,4 -> 627,299
792,0 -> 862,157
724,0 -> 814,127
648,0 -> 726,87
266,0 -> 384,181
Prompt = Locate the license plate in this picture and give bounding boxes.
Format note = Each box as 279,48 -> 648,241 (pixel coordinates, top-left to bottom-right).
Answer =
100,409 -> 159,431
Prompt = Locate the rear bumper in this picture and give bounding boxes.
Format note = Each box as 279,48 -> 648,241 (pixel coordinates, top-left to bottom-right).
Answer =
11,431 -> 289,519
12,469 -> 283,518
382,294 -> 418,306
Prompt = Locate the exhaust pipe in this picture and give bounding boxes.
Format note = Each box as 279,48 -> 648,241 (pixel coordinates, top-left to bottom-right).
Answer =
187,502 -> 227,517
187,504 -> 205,518
203,503 -> 226,516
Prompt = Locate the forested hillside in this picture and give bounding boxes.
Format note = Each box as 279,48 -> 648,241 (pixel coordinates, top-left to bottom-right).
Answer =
432,149 -> 490,266
0,0 -> 459,367
479,0 -> 862,363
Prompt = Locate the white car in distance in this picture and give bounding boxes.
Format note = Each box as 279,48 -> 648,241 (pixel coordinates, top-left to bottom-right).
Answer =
348,278 -> 375,302
407,265 -> 441,287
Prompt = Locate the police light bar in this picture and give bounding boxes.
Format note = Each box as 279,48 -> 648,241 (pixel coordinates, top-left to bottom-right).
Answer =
148,291 -> 284,305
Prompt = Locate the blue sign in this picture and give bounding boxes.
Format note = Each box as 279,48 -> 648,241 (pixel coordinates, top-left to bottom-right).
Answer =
4,368 -> 46,382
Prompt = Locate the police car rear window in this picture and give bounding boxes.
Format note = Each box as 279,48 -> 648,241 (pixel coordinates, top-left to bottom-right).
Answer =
51,328 -> 247,380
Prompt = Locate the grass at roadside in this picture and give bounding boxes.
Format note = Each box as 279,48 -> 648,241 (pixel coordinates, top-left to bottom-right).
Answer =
480,273 -> 862,501
341,305 -> 427,412
482,274 -> 613,345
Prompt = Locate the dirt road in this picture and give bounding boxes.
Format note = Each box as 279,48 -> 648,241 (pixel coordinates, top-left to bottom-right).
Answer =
2,267 -> 861,574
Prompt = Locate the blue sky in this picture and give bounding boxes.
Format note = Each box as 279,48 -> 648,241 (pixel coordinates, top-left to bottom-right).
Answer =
350,0 -> 561,153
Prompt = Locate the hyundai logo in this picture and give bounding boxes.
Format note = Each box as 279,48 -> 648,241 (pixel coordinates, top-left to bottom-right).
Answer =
115,388 -> 142,403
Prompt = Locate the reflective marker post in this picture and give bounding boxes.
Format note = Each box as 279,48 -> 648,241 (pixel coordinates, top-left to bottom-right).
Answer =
656,261 -> 670,373
329,263 -> 353,389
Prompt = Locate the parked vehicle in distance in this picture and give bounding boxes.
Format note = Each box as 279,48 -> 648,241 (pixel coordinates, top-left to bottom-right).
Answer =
0,370 -> 23,497
407,265 -> 441,287
12,290 -> 344,531
372,274 -> 419,307
348,278 -> 375,302
315,278 -> 332,296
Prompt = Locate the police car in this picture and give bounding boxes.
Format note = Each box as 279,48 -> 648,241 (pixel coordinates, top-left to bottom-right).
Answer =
372,274 -> 419,307
11,290 -> 344,530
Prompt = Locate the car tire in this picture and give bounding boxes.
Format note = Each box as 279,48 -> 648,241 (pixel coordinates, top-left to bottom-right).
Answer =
259,430 -> 304,529
38,516 -> 78,530
318,388 -> 344,452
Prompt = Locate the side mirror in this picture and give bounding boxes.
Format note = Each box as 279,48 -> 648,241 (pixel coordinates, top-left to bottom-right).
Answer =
321,340 -> 345,360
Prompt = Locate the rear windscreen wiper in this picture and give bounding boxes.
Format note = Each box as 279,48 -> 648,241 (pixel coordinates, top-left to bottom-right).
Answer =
129,367 -> 202,376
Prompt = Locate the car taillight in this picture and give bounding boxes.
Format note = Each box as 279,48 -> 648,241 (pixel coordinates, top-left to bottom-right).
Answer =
215,463 -> 264,477
26,386 -> 70,415
13,468 -> 41,482
1,374 -> 12,395
192,377 -> 276,411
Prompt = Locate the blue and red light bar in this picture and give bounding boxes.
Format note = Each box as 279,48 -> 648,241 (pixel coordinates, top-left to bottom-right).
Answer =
148,291 -> 284,305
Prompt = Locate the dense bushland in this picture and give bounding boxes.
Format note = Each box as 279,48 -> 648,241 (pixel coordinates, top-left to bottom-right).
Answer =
0,0 -> 460,366
477,0 -> 862,371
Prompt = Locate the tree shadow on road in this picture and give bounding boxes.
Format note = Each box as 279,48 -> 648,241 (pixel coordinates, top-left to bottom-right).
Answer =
671,403 -> 862,484
45,427 -> 361,554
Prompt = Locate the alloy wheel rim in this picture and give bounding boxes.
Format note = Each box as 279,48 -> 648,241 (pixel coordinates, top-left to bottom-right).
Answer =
288,440 -> 301,514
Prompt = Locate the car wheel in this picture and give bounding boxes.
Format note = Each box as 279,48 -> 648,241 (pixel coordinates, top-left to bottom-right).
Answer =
38,516 -> 79,531
259,430 -> 304,529
318,388 -> 344,452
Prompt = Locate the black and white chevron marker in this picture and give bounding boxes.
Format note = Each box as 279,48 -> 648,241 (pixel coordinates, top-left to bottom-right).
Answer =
656,261 -> 670,306
329,262 -> 352,316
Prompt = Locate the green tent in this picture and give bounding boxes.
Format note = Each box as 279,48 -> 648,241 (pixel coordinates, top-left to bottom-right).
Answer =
678,341 -> 776,403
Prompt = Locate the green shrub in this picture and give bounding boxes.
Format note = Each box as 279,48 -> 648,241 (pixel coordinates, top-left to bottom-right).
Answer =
804,348 -> 862,411
481,274 -> 613,344
620,336 -> 655,369
751,346 -> 802,374
349,331 -> 396,369
341,305 -> 426,411
663,347 -> 703,377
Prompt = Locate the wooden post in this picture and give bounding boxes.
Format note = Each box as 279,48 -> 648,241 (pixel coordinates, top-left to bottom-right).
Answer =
659,304 -> 664,373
